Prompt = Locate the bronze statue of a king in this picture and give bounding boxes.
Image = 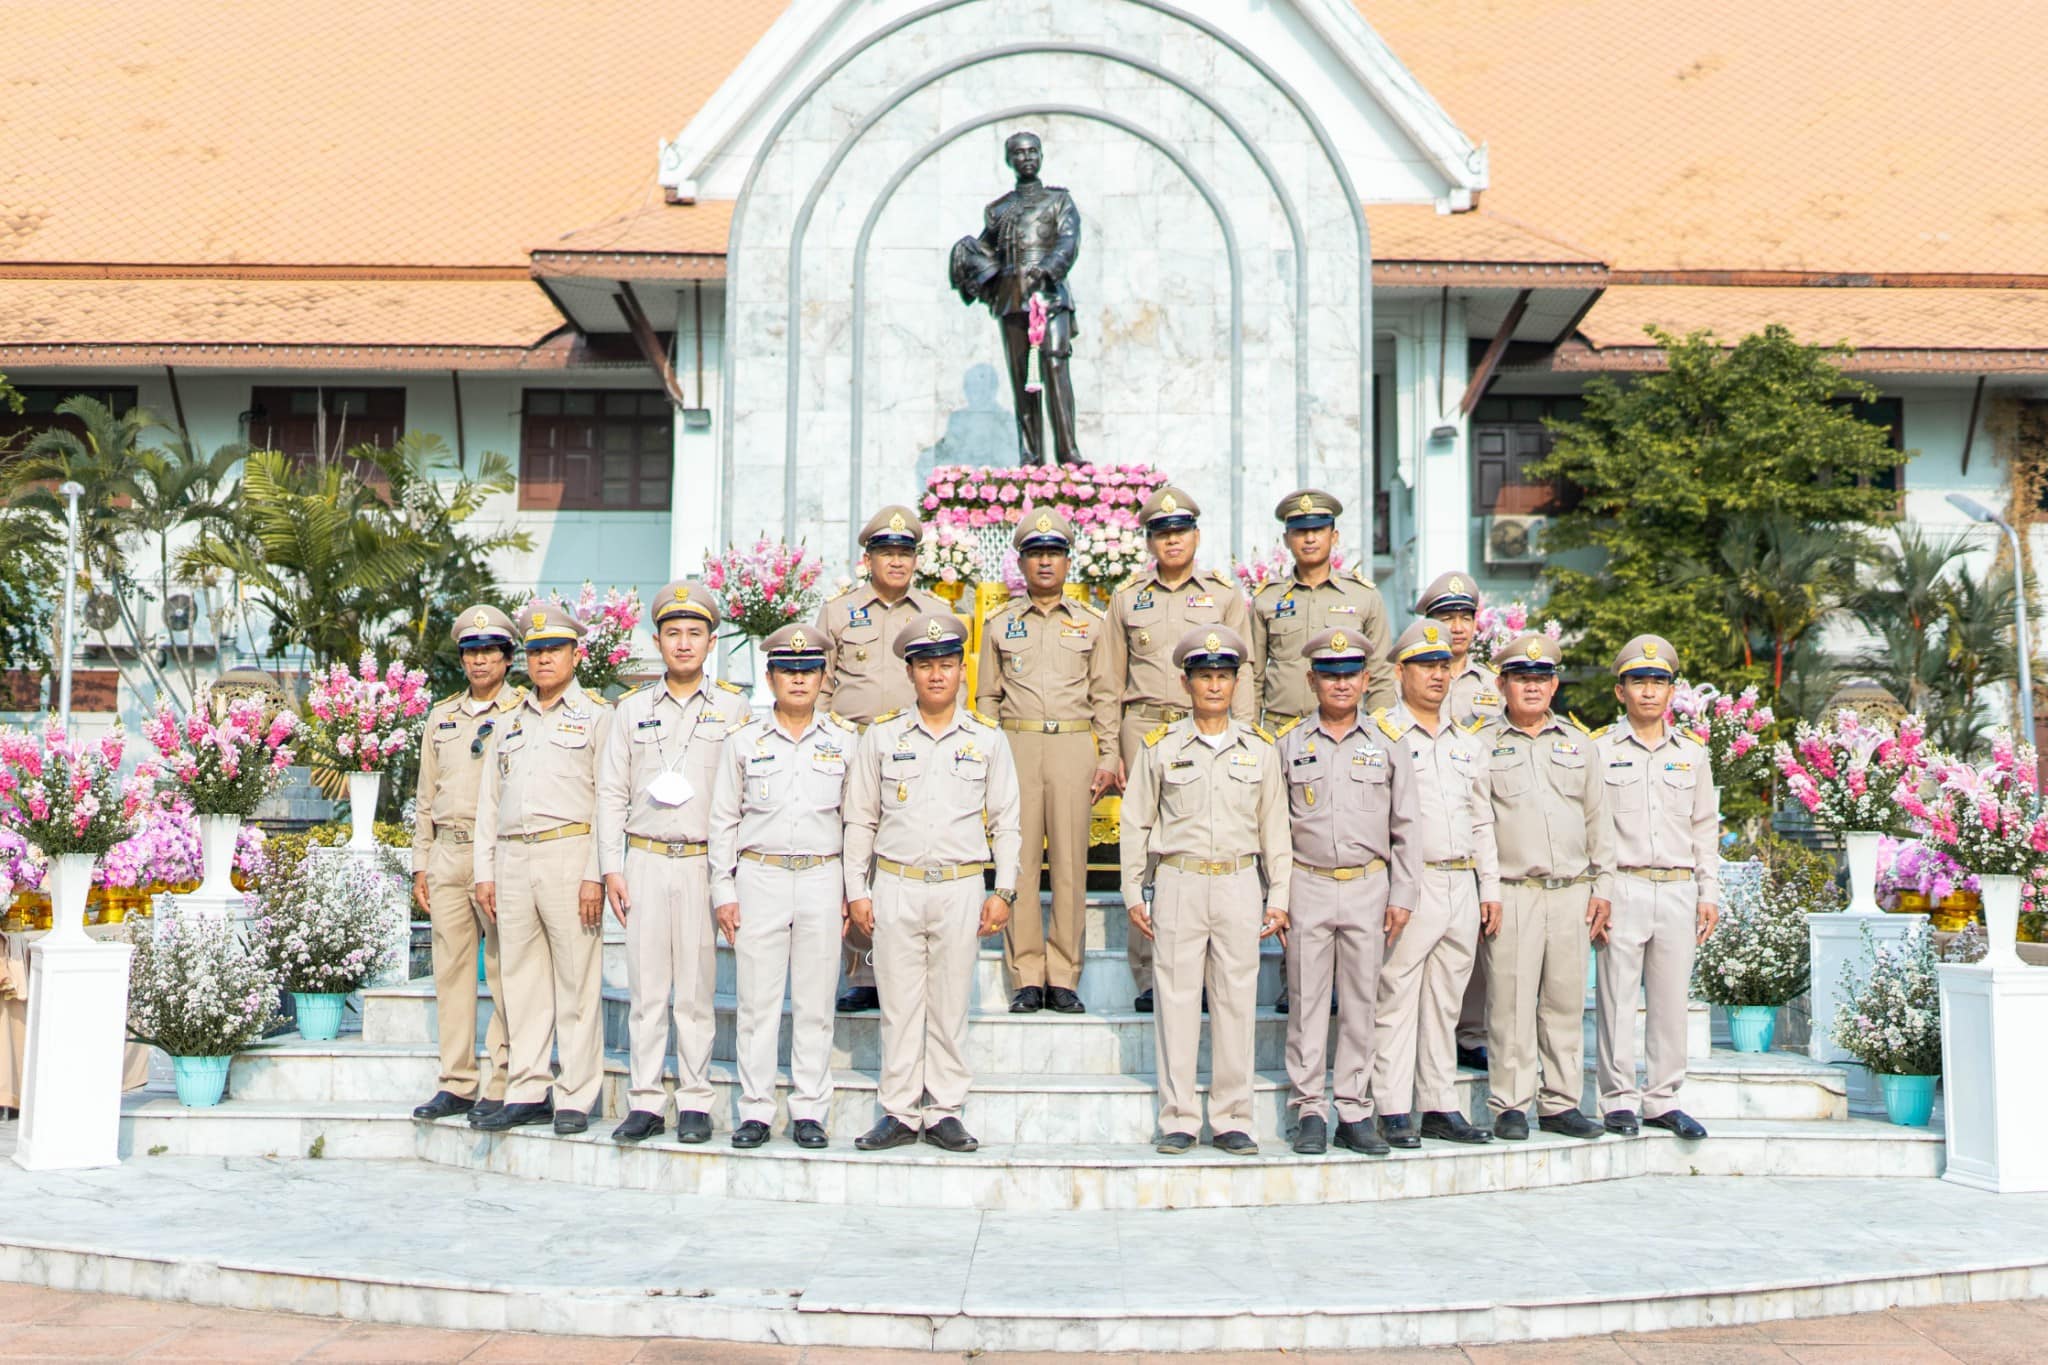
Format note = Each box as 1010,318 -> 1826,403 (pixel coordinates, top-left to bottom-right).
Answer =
948,130 -> 1082,466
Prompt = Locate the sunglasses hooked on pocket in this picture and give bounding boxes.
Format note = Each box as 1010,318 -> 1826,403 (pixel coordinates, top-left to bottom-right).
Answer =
471,719 -> 496,757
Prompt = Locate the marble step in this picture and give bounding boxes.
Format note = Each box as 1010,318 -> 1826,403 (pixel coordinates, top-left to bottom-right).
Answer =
117,1091 -> 1942,1211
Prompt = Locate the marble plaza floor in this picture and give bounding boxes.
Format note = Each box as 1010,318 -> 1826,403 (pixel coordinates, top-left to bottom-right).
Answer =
0,1134 -> 2042,1354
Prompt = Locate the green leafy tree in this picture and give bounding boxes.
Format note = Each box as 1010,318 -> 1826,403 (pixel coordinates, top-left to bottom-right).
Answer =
0,376 -> 48,679
1536,326 -> 1906,722
1851,527 -> 2016,756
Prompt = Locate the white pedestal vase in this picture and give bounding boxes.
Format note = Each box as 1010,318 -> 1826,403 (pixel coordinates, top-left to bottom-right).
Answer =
1939,962 -> 2048,1192
1841,830 -> 1883,916
168,814 -> 251,920
348,771 -> 381,849
1808,909 -> 1927,1064
1977,872 -> 2024,968
14,854 -> 134,1172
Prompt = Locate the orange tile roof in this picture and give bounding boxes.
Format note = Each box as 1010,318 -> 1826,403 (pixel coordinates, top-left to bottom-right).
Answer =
1365,206 -> 1600,266
538,202 -> 735,257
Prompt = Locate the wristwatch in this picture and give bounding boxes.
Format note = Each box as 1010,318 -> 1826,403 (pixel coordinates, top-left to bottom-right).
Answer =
993,887 -> 1018,906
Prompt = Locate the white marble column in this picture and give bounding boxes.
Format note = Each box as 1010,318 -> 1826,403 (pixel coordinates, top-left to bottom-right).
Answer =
669,283 -> 725,589
1410,297 -> 1471,586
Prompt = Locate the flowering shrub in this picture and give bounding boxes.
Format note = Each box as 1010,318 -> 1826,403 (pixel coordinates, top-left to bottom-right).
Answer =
703,538 -> 824,640
1231,544 -> 1350,600
1691,849 -> 1821,1006
254,851 -> 406,993
302,656 -> 429,774
126,910 -> 282,1057
1774,710 -> 1929,834
1897,734 -> 2048,876
0,721 -> 143,856
1669,683 -> 1776,788
1473,601 -> 1564,666
143,690 -> 297,815
921,464 -> 1165,592
541,583 -> 641,693
1073,522 -> 1147,590
1830,922 -> 1942,1076
97,809 -> 268,889
1,826 -> 45,892
1874,836 -> 1978,906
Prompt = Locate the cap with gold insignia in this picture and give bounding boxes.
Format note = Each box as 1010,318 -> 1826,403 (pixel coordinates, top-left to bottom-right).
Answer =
1414,569 -> 1480,617
1139,485 -> 1200,535
451,603 -> 516,650
1012,506 -> 1075,554
1275,487 -> 1341,531
858,504 -> 923,551
1614,633 -> 1679,679
520,601 -> 586,648
892,610 -> 970,660
652,579 -> 720,627
1303,627 -> 1368,675
1496,631 -> 1562,676
1171,624 -> 1247,672
761,623 -> 828,673
1390,618 -> 1456,664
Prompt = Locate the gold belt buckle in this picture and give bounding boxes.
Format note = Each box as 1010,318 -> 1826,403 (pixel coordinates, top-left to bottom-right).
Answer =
1042,720 -> 1061,734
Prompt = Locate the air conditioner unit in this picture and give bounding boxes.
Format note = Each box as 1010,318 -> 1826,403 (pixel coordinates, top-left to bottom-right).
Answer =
1483,514 -> 1547,568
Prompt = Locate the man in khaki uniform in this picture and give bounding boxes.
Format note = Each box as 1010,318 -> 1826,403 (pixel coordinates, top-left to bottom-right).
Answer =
1470,632 -> 1614,1142
410,605 -> 524,1124
843,611 -> 1022,1153
710,624 -> 856,1149
1121,626 -> 1289,1156
1369,619 -> 1497,1146
816,504 -> 952,1014
1274,629 -> 1417,1156
1415,569 -> 1500,1068
976,507 -> 1118,1013
1252,489 -> 1393,726
473,603 -> 612,1134
596,581 -> 753,1145
1593,635 -> 1720,1141
1100,486 -> 1255,1012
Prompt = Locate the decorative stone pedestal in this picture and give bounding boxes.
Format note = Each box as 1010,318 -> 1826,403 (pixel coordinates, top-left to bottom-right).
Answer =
13,938 -> 134,1171
1808,912 -> 1925,1064
1938,962 -> 2048,1193
307,845 -> 411,989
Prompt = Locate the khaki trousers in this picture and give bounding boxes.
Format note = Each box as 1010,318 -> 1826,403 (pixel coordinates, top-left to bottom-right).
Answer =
872,873 -> 983,1128
426,838 -> 509,1100
622,847 -> 716,1115
1457,946 -> 1489,1051
1284,869 -> 1387,1123
1003,728 -> 1096,991
1118,711 -> 1160,995
734,859 -> 842,1125
1485,881 -> 1589,1118
1372,865 -> 1479,1116
1595,875 -> 1698,1118
1151,864 -> 1261,1137
497,835 -> 604,1113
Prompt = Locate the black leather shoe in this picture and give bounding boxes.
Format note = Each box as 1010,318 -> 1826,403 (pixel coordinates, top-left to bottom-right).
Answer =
1155,1131 -> 1195,1154
473,1100 -> 552,1132
1273,985 -> 1289,1015
1420,1110 -> 1492,1144
552,1109 -> 588,1136
1538,1109 -> 1605,1140
1333,1119 -> 1390,1155
1009,985 -> 1044,1013
1292,1114 -> 1328,1154
412,1091 -> 474,1121
1603,1109 -> 1641,1136
731,1119 -> 771,1148
836,986 -> 880,1013
1045,986 -> 1085,1014
611,1109 -> 664,1143
1134,989 -> 1154,1013
1492,1108 -> 1529,1141
466,1097 -> 505,1126
791,1118 -> 828,1149
1378,1113 -> 1422,1149
675,1110 -> 713,1144
1456,1044 -> 1489,1070
1211,1129 -> 1259,1156
1645,1109 -> 1708,1140
855,1116 -> 919,1150
921,1117 -> 979,1152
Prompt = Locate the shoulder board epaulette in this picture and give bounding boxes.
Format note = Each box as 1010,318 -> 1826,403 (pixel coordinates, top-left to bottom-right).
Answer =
969,707 -> 997,727
1114,572 -> 1141,594
1463,716 -> 1486,734
613,683 -> 646,703
828,711 -> 854,731
715,678 -> 746,694
871,708 -> 902,725
1077,598 -> 1105,617
1567,712 -> 1593,734
1373,709 -> 1408,741
725,718 -> 752,737
1686,724 -> 1711,746
1272,715 -> 1306,739
1251,724 -> 1276,744
1143,722 -> 1170,747
435,690 -> 464,707
1347,568 -> 1374,587
1252,578 -> 1281,598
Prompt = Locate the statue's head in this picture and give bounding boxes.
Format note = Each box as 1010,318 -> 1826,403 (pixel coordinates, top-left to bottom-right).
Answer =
1004,131 -> 1043,178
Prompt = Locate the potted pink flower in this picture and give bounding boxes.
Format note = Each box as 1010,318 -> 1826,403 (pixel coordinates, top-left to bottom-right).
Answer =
303,656 -> 430,848
0,722 -> 145,940
1774,710 -> 1931,914
1897,734 -> 2045,966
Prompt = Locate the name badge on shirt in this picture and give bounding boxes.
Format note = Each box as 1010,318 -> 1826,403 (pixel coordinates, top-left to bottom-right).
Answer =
1609,760 -> 1634,769
849,606 -> 870,625
1168,759 -> 1195,771
1274,596 -> 1297,618
1133,590 -> 1155,610
436,719 -> 458,731
1491,746 -> 1517,757
748,752 -> 778,767
637,717 -> 662,730
891,749 -> 917,762
1005,617 -> 1028,639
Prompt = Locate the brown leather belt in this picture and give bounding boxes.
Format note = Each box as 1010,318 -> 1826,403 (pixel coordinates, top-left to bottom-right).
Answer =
1127,702 -> 1189,723
875,858 -> 986,883
1001,718 -> 1093,734
503,822 -> 590,845
1160,853 -> 1258,876
1501,874 -> 1588,890
1621,866 -> 1694,883
1296,858 -> 1386,881
1427,857 -> 1475,871
627,835 -> 707,858
740,850 -> 840,871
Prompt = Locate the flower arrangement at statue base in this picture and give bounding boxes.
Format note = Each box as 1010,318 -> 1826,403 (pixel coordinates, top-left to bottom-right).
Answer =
1830,920 -> 1943,1126
919,463 -> 1164,595
1691,847 -> 1825,1053
253,850 -> 408,1041
127,911 -> 283,1106
1897,734 -> 2045,965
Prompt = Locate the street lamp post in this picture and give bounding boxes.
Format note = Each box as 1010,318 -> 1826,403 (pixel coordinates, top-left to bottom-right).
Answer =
57,480 -> 83,731
1947,492 -> 2035,747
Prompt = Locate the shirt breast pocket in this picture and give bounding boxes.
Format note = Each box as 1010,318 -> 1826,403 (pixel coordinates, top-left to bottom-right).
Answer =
1548,748 -> 1587,795
495,733 -> 528,777
1159,762 -> 1202,817
1604,766 -> 1644,812
1350,755 -> 1391,810
1182,596 -> 1224,626
881,755 -> 924,807
1054,629 -> 1093,676
1661,764 -> 1700,792
839,623 -> 883,670
805,754 -> 847,811
995,635 -> 1034,680
549,726 -> 591,751
950,750 -> 989,790
1224,758 -> 1262,813
1489,757 -> 1530,800
743,761 -> 788,808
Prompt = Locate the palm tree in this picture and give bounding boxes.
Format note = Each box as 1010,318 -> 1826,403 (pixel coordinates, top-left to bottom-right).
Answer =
1716,514 -> 1871,702
125,434 -> 246,697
